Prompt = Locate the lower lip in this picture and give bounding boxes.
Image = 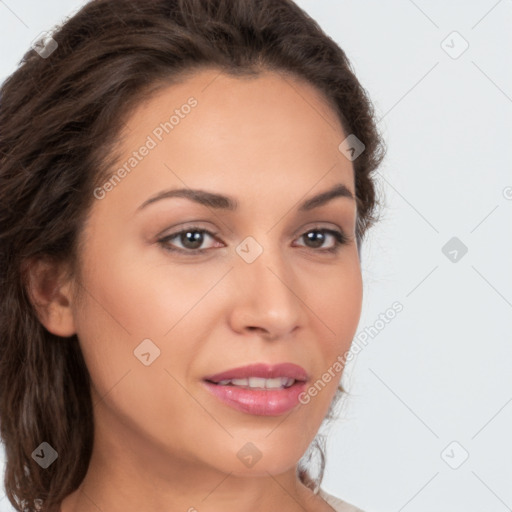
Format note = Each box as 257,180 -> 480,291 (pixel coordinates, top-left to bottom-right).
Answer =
202,380 -> 307,416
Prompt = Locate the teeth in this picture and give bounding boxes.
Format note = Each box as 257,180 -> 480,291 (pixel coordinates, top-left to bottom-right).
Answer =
258,377 -> 283,389
231,378 -> 250,387
215,377 -> 296,389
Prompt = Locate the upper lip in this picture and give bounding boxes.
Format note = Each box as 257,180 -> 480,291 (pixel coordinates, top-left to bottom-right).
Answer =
204,363 -> 309,383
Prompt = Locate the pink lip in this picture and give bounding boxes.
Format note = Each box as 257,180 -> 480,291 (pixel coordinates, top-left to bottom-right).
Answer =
203,381 -> 307,416
203,363 -> 309,383
202,363 -> 309,416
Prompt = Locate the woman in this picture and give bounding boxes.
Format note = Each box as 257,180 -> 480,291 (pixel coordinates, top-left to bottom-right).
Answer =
0,1 -> 386,511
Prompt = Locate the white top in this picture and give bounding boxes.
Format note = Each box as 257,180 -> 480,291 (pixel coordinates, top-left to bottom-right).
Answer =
318,488 -> 365,512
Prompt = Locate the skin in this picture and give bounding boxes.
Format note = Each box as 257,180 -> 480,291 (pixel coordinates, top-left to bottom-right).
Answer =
29,68 -> 363,512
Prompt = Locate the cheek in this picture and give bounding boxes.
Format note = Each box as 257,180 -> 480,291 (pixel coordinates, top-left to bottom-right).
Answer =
312,264 -> 362,387
71,252 -> 211,445
72,238 -> 224,387
312,258 -> 363,352
76,231 -> 215,338
335,273 -> 362,348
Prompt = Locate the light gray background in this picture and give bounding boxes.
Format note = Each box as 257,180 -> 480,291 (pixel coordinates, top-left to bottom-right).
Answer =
1,1 -> 511,511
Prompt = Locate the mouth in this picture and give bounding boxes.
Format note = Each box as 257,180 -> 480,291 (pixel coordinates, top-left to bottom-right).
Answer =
205,376 -> 299,390
202,363 -> 309,416
203,362 -> 309,384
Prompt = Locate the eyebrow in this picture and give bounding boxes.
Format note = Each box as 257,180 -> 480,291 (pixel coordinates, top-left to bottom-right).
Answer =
136,183 -> 355,212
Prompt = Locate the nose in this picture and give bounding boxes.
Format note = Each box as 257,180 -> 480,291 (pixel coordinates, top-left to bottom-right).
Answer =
228,242 -> 304,341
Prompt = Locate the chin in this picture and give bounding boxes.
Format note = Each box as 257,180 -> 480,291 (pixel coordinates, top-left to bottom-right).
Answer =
206,438 -> 309,478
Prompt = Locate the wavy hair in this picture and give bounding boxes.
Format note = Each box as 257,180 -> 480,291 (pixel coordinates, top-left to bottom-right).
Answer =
0,0 -> 386,509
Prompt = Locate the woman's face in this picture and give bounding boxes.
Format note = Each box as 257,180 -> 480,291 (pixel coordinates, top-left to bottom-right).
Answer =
71,68 -> 362,479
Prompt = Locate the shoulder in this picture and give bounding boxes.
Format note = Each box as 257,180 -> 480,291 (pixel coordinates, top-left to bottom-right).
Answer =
317,488 -> 366,512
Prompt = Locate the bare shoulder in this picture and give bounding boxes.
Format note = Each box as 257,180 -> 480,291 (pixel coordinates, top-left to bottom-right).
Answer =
317,488 -> 366,512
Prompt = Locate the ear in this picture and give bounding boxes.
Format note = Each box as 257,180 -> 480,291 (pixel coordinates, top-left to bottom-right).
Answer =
24,257 -> 77,337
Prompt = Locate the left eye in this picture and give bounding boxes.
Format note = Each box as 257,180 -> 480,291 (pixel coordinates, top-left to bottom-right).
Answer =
158,227 -> 348,254
294,228 -> 348,252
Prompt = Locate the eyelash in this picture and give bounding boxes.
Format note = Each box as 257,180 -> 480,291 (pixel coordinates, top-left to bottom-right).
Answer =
157,225 -> 349,255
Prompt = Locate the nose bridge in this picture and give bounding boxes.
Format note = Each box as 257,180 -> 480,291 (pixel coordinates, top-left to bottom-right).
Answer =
231,233 -> 302,335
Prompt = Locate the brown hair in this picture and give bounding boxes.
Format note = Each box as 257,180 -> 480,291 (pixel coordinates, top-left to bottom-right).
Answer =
0,0 -> 386,509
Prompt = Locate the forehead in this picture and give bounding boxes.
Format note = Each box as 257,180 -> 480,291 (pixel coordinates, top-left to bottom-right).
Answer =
96,68 -> 354,215
125,68 -> 344,135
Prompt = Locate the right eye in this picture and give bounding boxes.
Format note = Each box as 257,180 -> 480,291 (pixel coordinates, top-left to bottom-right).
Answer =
157,226 -> 222,254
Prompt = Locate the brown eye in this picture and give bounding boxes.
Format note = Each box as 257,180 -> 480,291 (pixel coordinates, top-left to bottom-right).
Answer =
295,228 -> 348,253
158,226 -> 348,256
158,227 -> 219,254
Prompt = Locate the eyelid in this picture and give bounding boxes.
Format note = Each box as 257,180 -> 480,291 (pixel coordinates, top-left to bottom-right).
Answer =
292,221 -> 345,237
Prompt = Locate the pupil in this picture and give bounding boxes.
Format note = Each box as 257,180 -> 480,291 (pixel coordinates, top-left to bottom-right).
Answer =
182,231 -> 203,249
306,231 -> 324,248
